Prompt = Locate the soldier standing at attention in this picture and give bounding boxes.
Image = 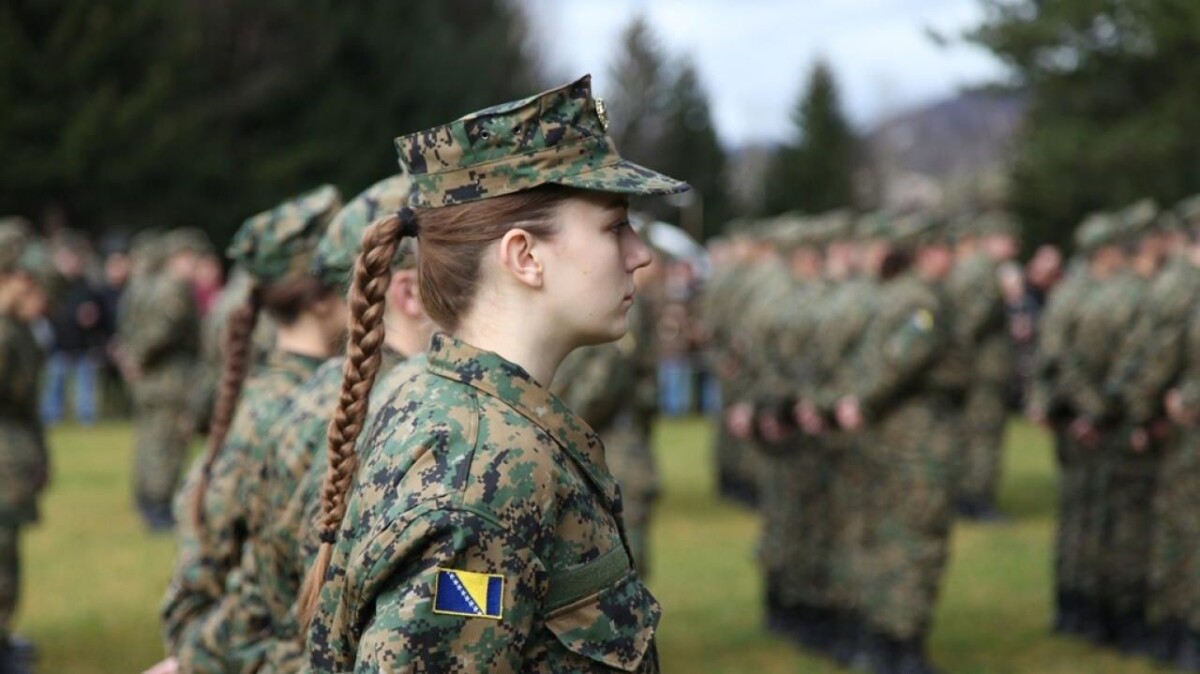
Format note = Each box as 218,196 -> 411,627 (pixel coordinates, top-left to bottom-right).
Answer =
835,213 -> 967,674
120,229 -> 206,531
0,221 -> 57,674
299,75 -> 688,673
950,212 -> 1018,521
158,186 -> 344,674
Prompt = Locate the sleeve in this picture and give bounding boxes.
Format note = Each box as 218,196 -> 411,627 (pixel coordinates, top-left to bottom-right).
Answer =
1109,310 -> 1185,424
855,301 -> 942,419
952,262 -> 1002,347
179,545 -> 272,674
133,282 -> 195,367
318,506 -> 548,674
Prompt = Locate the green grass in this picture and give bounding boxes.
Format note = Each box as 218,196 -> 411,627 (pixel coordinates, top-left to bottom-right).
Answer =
23,419 -> 1173,672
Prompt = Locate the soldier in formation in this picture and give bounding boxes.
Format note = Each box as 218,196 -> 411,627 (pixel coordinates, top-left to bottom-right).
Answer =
704,208 -> 1023,674
0,219 -> 58,674
1031,195 -> 1200,671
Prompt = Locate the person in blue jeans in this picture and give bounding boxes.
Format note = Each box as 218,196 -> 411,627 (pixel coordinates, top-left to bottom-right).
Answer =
40,234 -> 108,426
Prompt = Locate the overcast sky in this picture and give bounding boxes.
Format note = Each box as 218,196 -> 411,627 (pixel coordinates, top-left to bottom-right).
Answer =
525,0 -> 1009,147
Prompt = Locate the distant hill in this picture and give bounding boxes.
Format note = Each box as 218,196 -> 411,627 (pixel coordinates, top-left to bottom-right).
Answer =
725,89 -> 1029,215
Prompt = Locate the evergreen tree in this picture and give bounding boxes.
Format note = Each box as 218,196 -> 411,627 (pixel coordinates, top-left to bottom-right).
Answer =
606,16 -> 672,173
966,0 -> 1200,250
658,60 -> 729,240
762,60 -> 858,216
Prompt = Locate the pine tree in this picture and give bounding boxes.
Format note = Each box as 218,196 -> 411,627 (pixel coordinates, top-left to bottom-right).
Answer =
658,60 -> 729,240
762,60 -> 858,216
966,0 -> 1200,250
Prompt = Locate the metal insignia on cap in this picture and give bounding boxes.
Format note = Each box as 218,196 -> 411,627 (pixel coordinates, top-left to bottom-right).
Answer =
596,97 -> 610,132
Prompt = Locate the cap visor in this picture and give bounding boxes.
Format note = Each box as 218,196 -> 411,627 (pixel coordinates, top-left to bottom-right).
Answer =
552,159 -> 689,197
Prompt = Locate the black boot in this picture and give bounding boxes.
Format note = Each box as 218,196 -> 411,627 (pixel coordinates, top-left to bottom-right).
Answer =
1152,619 -> 1185,663
849,621 -> 879,671
764,573 -> 789,635
1115,611 -> 1153,656
973,501 -> 1007,523
1078,596 -> 1106,644
1052,589 -> 1070,634
1178,630 -> 1200,673
866,633 -> 897,674
830,610 -> 856,665
807,606 -> 836,656
790,603 -> 816,650
145,501 -> 176,532
0,637 -> 34,674
892,635 -> 940,674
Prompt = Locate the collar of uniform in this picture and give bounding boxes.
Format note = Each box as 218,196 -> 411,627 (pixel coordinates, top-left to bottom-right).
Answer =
266,349 -> 327,381
425,332 -> 621,511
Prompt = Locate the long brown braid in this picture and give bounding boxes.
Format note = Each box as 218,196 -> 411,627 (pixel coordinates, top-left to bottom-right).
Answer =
297,211 -> 408,624
190,286 -> 262,527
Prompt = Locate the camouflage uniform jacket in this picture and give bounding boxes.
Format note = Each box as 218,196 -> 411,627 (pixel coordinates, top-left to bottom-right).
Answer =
1108,255 -> 1200,424
0,316 -> 46,525
120,274 -> 200,404
947,252 -> 1011,387
1057,272 -> 1144,425
240,348 -> 412,673
853,273 -> 963,424
309,333 -> 659,673
1029,263 -> 1088,419
811,276 -> 877,417
163,350 -> 324,670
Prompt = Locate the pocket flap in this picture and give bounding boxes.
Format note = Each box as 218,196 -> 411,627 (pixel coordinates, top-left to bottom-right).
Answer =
545,571 -> 660,672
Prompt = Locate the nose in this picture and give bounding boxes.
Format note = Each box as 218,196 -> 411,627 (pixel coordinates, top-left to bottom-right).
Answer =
625,228 -> 653,273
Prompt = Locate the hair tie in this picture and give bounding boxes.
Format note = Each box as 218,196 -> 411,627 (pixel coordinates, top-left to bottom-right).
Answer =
397,207 -> 419,238
319,529 -> 337,545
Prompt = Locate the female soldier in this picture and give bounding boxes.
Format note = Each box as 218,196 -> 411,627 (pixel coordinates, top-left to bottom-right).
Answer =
159,185 -> 345,674
301,75 -> 688,672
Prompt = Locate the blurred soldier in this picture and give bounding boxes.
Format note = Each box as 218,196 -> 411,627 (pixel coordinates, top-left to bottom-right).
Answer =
1053,213 -> 1140,645
836,213 -> 967,674
1028,221 -> 1095,636
1159,212 -> 1200,670
1095,200 -> 1173,654
949,212 -> 1018,520
0,219 -> 58,673
119,229 -> 205,531
800,211 -> 887,666
1137,197 -> 1200,666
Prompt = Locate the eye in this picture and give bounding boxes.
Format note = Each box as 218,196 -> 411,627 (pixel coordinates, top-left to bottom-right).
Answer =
609,219 -> 631,234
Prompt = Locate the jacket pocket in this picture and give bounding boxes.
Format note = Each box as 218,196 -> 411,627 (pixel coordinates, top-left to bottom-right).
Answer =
545,569 -> 660,672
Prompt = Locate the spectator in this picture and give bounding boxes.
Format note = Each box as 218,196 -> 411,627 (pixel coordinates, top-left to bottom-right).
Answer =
98,234 -> 132,418
41,232 -> 108,426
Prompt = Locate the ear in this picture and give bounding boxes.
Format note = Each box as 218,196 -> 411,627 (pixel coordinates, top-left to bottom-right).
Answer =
497,228 -> 543,289
387,269 -> 423,318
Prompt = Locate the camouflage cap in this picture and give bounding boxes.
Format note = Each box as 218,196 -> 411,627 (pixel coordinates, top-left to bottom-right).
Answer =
228,184 -> 342,283
312,174 -> 417,290
395,75 -> 689,208
1074,212 -> 1120,253
0,217 -> 34,274
17,240 -> 63,295
130,229 -> 167,273
1176,194 -> 1200,225
974,211 -> 1020,238
162,227 -> 214,257
1117,199 -> 1159,239
811,209 -> 855,244
853,211 -> 891,242
889,212 -> 948,249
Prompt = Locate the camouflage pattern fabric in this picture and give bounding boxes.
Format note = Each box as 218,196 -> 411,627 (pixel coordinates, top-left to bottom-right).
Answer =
947,251 -> 1012,506
309,334 -> 659,673
0,315 -> 48,638
853,273 -> 963,641
228,185 -> 342,284
310,174 -> 415,291
810,275 -> 878,618
1174,307 -> 1200,633
163,350 -> 323,673
552,300 -> 659,577
121,273 -> 201,513
397,75 -> 687,208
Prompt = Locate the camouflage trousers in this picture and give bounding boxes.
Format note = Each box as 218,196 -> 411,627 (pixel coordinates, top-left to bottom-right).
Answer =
1096,438 -> 1159,618
1149,432 -> 1200,629
959,384 -> 1008,504
132,398 -> 191,509
0,523 -> 18,637
827,433 -> 869,616
859,401 -> 959,640
776,440 -> 835,610
1054,429 -> 1100,600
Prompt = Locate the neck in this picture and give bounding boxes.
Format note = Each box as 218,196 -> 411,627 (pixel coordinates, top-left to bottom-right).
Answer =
275,316 -> 334,360
455,300 -> 568,388
383,313 -> 429,359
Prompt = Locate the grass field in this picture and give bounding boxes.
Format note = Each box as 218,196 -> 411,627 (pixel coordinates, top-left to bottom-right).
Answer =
21,419 -> 1172,673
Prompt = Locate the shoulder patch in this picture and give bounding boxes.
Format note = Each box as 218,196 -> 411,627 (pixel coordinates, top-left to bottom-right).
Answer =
433,568 -> 504,620
910,309 -> 934,331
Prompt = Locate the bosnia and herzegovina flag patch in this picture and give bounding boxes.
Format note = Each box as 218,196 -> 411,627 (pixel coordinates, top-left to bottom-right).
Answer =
433,568 -> 504,620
